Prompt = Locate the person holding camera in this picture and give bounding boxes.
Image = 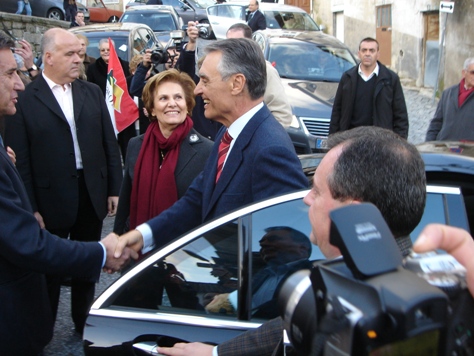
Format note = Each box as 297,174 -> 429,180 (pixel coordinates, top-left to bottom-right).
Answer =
414,224 -> 474,298
155,126 -> 427,356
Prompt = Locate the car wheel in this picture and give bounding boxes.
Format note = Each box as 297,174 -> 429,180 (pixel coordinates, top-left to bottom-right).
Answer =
47,8 -> 64,21
199,20 -> 215,40
108,16 -> 120,23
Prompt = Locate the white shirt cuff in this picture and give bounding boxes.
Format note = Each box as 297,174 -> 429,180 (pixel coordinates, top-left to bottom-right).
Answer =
213,346 -> 219,356
136,223 -> 155,253
98,241 -> 106,267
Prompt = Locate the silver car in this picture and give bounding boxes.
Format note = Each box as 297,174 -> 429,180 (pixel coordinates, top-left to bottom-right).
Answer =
0,0 -> 90,21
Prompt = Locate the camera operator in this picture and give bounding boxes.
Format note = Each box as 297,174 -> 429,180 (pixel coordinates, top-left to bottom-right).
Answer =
414,224 -> 474,298
157,126 -> 427,356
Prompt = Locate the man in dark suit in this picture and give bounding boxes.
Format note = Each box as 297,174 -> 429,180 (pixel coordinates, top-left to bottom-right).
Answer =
247,0 -> 266,32
155,126 -> 427,356
5,28 -> 124,335
0,31 -> 135,355
113,38 -> 307,260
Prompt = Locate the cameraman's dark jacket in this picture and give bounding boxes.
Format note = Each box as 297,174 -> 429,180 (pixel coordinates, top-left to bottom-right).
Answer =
176,45 -> 222,141
329,61 -> 408,139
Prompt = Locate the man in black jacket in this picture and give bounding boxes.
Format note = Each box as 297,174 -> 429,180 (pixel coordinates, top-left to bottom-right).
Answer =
247,0 -> 266,32
329,37 -> 408,139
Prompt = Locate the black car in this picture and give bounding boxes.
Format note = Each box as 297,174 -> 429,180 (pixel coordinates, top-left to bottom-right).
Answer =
0,0 -> 90,21
253,30 -> 357,154
82,145 -> 474,354
119,5 -> 183,46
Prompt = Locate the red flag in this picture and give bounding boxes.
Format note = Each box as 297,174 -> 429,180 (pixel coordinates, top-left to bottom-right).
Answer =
105,38 -> 138,134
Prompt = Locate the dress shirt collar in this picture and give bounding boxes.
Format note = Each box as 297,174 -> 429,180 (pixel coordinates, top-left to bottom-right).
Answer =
227,102 -> 264,140
42,72 -> 72,91
358,62 -> 379,82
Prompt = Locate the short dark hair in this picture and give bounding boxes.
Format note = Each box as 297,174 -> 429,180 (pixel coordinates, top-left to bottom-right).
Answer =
227,23 -> 252,39
203,38 -> 266,100
327,127 -> 426,238
359,37 -> 379,51
142,68 -> 196,120
0,31 -> 14,50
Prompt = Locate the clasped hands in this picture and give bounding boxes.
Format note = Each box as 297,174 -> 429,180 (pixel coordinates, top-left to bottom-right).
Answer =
101,230 -> 144,273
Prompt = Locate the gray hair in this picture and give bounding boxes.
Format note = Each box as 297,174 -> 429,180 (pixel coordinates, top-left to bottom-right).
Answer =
99,38 -> 114,48
463,57 -> 474,70
202,38 -> 266,100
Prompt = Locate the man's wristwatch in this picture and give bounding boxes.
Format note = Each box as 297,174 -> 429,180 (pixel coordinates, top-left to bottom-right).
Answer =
27,64 -> 38,73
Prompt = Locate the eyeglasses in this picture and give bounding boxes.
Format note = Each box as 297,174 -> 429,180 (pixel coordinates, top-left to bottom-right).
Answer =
100,49 -> 110,52
467,70 -> 474,75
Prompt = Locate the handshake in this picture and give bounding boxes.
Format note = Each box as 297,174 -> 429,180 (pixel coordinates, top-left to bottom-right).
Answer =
101,230 -> 145,273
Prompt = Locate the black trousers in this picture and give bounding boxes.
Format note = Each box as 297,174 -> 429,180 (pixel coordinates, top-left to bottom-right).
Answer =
46,170 -> 103,333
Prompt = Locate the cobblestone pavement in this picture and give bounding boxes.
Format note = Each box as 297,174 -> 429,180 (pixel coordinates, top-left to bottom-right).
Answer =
43,83 -> 439,356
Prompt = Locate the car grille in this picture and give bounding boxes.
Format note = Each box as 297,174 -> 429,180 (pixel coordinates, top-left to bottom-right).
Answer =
301,117 -> 331,137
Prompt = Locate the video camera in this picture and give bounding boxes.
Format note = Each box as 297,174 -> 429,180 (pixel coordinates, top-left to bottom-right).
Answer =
279,203 -> 474,355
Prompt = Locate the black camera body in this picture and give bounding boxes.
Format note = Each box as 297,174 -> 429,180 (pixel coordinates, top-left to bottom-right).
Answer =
279,203 -> 474,355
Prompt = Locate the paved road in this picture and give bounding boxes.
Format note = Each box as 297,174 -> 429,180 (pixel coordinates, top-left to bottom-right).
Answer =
43,83 -> 438,355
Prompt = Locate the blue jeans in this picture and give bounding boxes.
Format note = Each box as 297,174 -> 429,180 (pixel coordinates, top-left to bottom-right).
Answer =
16,1 -> 32,16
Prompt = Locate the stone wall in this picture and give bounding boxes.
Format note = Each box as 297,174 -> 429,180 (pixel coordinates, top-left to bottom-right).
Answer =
0,12 -> 69,58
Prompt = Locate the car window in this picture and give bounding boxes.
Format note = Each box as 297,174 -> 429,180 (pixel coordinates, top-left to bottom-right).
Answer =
208,5 -> 245,19
122,12 -> 177,32
193,0 -> 215,8
111,220 -> 239,318
264,11 -> 320,31
249,198 -> 321,320
268,42 -> 356,81
86,35 -> 129,62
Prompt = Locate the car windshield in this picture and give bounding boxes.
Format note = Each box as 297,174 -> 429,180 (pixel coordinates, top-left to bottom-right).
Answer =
86,35 -> 129,61
121,12 -> 177,32
264,11 -> 320,31
191,0 -> 215,9
268,42 -> 356,81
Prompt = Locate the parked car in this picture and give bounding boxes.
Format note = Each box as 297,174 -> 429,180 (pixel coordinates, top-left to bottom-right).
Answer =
82,146 -> 474,354
69,23 -> 162,62
125,0 -> 215,39
253,30 -> 357,153
0,0 -> 89,21
88,0 -> 123,23
119,5 -> 183,46
207,2 -> 319,39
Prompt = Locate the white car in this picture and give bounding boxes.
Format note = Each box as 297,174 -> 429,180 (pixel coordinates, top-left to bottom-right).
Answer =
206,2 -> 320,39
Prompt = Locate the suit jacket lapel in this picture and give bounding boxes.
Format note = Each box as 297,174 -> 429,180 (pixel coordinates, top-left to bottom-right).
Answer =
203,106 -> 269,218
72,80 -> 87,123
33,75 -> 69,123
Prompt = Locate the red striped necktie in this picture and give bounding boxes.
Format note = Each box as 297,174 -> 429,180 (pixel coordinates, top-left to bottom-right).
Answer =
215,130 -> 233,183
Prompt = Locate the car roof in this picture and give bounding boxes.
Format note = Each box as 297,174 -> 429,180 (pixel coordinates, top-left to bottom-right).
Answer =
256,30 -> 351,48
123,4 -> 176,12
214,2 -> 308,12
69,22 -> 154,34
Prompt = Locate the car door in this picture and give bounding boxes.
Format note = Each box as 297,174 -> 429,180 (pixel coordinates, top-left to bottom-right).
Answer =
82,185 -> 471,354
207,4 -> 247,39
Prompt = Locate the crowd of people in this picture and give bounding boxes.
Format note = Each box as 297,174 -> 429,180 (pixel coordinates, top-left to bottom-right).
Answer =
1,13 -> 474,355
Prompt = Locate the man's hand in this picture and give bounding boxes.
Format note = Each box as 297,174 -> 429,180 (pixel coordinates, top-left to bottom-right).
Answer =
34,211 -> 45,229
413,224 -> 474,297
142,49 -> 152,68
185,21 -> 199,51
15,39 -> 35,70
6,146 -> 16,165
107,196 -> 119,216
114,229 -> 145,258
102,233 -> 139,273
157,342 -> 214,356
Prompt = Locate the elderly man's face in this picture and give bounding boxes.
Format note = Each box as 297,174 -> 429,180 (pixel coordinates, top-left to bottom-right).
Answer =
194,51 -> 235,123
248,0 -> 258,12
303,145 -> 349,259
462,63 -> 474,90
0,48 -> 25,117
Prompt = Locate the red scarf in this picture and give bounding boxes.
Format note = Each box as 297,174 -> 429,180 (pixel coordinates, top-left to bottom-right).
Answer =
129,116 -> 193,229
458,78 -> 474,107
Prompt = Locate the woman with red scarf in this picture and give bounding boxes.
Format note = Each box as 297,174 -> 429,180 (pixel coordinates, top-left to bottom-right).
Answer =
114,69 -> 213,234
